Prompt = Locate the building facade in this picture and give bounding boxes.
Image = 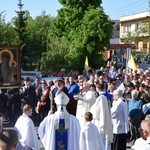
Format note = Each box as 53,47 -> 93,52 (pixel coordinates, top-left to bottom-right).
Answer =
120,11 -> 150,54
110,20 -> 120,44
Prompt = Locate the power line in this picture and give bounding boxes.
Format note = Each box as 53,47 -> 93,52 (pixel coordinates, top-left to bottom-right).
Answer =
109,3 -> 148,16
104,0 -> 148,19
105,0 -> 145,13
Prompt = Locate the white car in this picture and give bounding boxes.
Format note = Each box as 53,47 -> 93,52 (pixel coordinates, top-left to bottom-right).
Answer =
41,76 -> 61,83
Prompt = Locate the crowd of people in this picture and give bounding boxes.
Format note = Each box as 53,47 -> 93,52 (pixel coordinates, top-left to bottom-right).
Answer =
0,64 -> 150,150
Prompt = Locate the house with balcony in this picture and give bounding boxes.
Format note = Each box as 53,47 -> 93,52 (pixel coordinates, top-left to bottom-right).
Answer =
120,11 -> 150,54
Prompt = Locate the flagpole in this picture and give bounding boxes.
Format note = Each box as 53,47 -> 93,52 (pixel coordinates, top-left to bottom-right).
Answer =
126,48 -> 131,74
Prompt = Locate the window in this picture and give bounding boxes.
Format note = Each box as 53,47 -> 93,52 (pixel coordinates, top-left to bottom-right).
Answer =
135,41 -> 139,49
117,24 -> 120,31
137,22 -> 142,30
125,24 -> 131,32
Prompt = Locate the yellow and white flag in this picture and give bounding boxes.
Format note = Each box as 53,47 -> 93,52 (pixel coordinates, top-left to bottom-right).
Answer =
127,54 -> 137,71
84,56 -> 89,73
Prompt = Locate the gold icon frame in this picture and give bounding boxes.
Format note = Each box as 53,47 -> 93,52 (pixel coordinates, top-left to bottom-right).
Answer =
0,45 -> 21,89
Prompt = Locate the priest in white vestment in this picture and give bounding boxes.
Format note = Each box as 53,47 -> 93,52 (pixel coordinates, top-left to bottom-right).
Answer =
14,104 -> 40,150
75,82 -> 96,128
38,91 -> 80,150
90,83 -> 113,150
80,112 -> 104,150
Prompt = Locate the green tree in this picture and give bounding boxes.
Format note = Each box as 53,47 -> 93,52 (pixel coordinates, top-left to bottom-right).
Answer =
0,12 -> 17,45
26,11 -> 55,70
53,0 -> 113,70
13,0 -> 28,69
41,35 -> 69,70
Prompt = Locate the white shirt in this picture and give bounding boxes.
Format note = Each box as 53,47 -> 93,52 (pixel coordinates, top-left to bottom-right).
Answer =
131,137 -> 150,150
111,97 -> 129,134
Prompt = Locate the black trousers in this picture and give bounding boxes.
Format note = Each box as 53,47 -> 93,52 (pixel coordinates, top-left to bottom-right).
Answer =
129,119 -> 141,143
112,133 -> 126,150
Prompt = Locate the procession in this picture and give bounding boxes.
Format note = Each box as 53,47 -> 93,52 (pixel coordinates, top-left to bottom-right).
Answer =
1,0 -> 150,150
0,63 -> 150,150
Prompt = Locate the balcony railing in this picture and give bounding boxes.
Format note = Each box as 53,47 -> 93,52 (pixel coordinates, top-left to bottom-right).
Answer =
120,31 -> 149,39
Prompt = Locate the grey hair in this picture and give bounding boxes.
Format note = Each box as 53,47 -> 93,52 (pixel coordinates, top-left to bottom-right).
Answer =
141,120 -> 150,133
83,82 -> 90,88
131,90 -> 139,96
145,115 -> 150,120
113,90 -> 122,97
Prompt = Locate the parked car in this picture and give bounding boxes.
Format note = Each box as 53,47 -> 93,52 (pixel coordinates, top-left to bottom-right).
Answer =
41,76 -> 61,83
21,69 -> 42,83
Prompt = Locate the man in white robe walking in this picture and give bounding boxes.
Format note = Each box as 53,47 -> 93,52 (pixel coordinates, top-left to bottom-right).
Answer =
14,104 -> 40,150
80,112 -> 104,150
90,83 -> 113,150
75,82 -> 96,128
38,91 -> 80,150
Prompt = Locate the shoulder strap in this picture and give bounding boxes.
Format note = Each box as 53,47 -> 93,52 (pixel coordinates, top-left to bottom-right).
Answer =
38,87 -> 50,111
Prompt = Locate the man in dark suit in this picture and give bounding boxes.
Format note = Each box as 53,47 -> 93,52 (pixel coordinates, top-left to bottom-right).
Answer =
51,79 -> 68,112
21,77 -> 37,122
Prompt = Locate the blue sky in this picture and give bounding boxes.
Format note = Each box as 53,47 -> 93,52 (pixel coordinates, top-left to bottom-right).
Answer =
0,0 -> 149,22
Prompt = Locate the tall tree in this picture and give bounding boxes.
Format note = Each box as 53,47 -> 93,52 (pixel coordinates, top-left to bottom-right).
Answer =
13,0 -> 28,69
53,0 -> 113,70
26,11 -> 54,70
41,35 -> 69,70
0,12 -> 17,45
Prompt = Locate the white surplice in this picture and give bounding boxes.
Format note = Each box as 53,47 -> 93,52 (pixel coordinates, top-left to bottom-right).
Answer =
14,113 -> 40,150
80,122 -> 104,150
131,137 -> 150,150
111,97 -> 129,134
76,90 -> 96,128
90,94 -> 113,150
38,112 -> 80,150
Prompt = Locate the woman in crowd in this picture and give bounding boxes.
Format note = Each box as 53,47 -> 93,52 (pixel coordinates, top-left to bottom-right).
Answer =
37,80 -> 51,121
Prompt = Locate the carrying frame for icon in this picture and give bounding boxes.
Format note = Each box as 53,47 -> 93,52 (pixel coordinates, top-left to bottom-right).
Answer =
0,45 -> 21,89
